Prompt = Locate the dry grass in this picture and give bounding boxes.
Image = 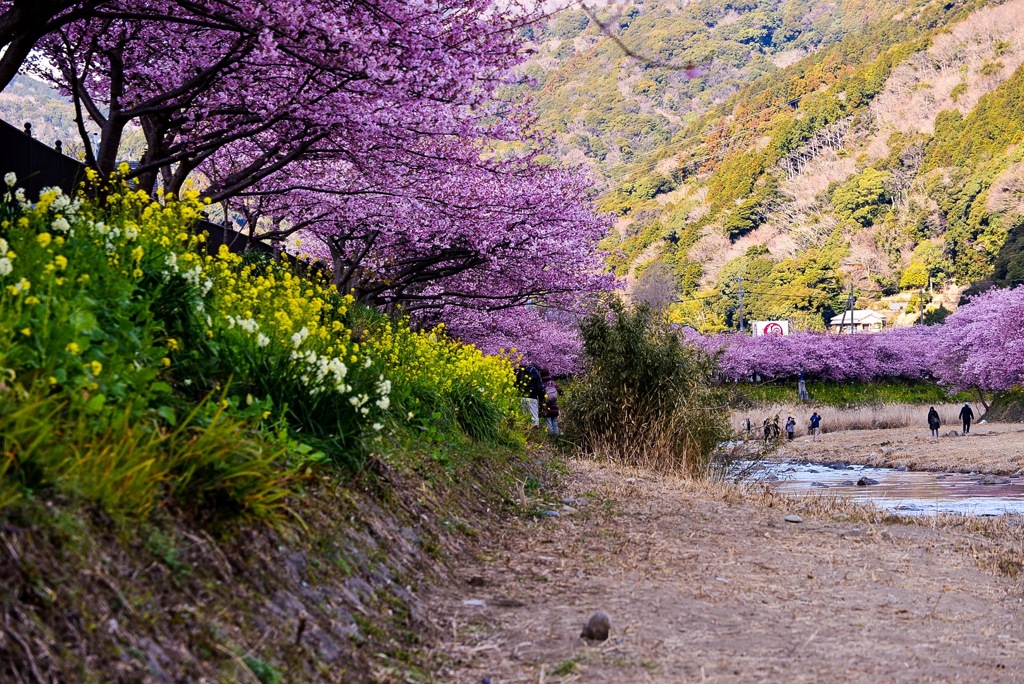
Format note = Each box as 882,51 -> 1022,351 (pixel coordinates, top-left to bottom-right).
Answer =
732,401 -> 983,436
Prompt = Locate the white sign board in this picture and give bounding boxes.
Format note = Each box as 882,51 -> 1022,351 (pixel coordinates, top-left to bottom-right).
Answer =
752,320 -> 789,337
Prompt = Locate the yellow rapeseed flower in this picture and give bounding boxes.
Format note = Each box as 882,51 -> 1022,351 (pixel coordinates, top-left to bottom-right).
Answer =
37,232 -> 52,248
66,342 -> 80,355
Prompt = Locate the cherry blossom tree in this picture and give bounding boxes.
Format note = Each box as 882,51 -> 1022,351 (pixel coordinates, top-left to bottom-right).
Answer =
932,286 -> 1024,395
8,0 -> 615,370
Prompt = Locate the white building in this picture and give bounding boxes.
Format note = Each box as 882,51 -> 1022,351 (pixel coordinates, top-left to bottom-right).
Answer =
828,309 -> 887,333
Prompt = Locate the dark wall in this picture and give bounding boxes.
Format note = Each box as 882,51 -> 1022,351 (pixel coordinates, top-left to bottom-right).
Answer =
0,118 -> 272,256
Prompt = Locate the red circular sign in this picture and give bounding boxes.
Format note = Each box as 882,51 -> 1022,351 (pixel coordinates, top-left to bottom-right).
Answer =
764,322 -> 784,337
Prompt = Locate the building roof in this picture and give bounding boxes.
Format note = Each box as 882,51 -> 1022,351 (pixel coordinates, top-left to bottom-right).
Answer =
829,309 -> 887,326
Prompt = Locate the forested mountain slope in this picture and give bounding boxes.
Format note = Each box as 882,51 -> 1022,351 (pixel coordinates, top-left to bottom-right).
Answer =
524,0 -> 1024,331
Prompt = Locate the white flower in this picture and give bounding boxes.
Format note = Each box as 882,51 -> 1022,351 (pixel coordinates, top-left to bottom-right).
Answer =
0,238 -> 8,254
239,318 -> 259,333
4,172 -> 16,187
375,396 -> 390,410
14,188 -> 25,204
372,422 -> 383,431
363,357 -> 372,368
257,334 -> 270,348
51,217 -> 70,233
290,326 -> 309,348
0,258 -> 11,277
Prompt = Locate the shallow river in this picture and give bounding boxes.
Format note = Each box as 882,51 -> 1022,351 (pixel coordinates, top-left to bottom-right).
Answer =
751,460 -> 1024,516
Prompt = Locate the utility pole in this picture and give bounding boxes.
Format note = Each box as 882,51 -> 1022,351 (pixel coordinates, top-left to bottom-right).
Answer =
736,276 -> 745,333
837,284 -> 855,334
846,284 -> 855,334
918,286 -> 925,325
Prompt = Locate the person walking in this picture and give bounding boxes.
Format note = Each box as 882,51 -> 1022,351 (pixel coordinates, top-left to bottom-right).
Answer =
959,402 -> 975,435
785,416 -> 796,441
809,411 -> 822,442
745,417 -> 752,440
927,406 -> 940,437
515,363 -> 544,428
541,370 -> 560,436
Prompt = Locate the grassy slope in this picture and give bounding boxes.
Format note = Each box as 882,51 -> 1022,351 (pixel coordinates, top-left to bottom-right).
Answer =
0,430 -> 561,682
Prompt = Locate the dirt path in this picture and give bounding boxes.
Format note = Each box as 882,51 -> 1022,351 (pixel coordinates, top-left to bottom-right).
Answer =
429,455 -> 1024,683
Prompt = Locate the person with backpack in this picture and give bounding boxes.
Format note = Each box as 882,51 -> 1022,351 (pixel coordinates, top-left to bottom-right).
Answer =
540,369 -> 560,435
785,416 -> 796,441
515,363 -> 544,428
927,406 -> 940,438
959,403 -> 975,435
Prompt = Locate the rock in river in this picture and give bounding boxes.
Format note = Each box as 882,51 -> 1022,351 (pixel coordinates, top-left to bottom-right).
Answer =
857,477 -> 879,486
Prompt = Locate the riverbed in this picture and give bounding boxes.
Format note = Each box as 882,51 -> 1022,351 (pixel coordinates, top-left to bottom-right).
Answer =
756,459 -> 1024,516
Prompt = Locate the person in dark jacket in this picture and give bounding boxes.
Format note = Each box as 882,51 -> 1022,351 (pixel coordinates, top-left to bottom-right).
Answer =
927,406 -> 940,438
540,369 -> 560,435
515,364 -> 545,428
809,412 -> 822,441
785,416 -> 796,441
959,403 -> 975,435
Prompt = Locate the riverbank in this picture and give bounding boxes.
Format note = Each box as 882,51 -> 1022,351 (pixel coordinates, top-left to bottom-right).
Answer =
430,458 -> 1024,683
0,438 -> 556,682
777,421 -> 1024,475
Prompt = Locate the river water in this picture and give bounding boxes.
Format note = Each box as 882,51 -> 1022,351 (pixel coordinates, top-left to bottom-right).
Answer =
750,460 -> 1024,516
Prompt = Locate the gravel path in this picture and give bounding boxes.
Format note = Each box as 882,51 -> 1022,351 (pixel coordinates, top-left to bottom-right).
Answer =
429,453 -> 1024,683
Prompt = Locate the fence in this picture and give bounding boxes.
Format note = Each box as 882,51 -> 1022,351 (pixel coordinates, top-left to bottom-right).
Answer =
0,117 -> 272,256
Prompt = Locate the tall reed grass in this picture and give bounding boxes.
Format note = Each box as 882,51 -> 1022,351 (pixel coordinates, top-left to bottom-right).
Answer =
731,401 -> 984,435
564,302 -> 732,475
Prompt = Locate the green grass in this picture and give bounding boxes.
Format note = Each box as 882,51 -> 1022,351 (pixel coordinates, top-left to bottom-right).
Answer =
734,379 -> 972,407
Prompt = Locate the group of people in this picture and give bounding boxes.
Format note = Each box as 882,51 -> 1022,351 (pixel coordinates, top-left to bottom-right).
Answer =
516,364 -> 560,435
927,403 -> 975,437
750,411 -> 822,444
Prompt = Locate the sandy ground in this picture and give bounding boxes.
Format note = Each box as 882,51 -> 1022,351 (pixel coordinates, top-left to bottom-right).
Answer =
429,433 -> 1024,683
779,421 -> 1024,474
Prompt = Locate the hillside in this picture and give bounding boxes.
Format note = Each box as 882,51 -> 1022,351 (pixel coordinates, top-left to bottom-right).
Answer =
524,0 -> 1024,331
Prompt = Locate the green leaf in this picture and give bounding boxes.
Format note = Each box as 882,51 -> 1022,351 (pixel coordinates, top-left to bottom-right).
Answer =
150,381 -> 173,394
156,405 -> 177,425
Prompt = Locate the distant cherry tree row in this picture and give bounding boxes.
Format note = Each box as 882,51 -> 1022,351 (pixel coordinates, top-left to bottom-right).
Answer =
685,286 -> 1024,394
